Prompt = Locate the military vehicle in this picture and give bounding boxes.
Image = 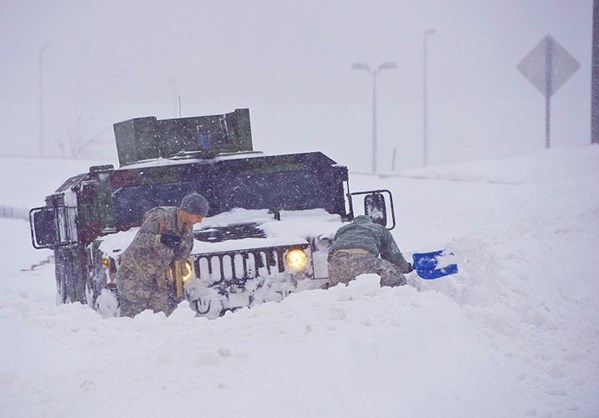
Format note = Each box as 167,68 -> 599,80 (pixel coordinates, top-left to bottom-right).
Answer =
29,109 -> 395,318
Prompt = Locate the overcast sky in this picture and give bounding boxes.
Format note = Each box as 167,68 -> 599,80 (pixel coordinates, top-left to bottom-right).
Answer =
0,0 -> 593,171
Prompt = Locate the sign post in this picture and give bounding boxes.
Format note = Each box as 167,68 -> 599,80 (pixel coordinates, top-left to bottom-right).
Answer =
592,0 -> 599,144
517,35 -> 580,149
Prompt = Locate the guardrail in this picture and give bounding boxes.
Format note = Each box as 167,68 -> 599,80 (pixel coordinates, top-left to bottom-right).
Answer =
0,205 -> 29,221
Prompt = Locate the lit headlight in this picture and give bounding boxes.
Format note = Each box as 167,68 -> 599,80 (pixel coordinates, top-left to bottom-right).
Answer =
285,248 -> 308,271
182,260 -> 193,282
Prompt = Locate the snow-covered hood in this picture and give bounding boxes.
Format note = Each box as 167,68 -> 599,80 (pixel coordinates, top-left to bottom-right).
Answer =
98,208 -> 344,257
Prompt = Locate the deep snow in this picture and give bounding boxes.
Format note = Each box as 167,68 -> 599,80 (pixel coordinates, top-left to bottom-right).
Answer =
1,146 -> 598,417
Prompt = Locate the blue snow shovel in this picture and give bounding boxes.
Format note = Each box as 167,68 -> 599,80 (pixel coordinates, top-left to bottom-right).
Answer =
412,250 -> 459,280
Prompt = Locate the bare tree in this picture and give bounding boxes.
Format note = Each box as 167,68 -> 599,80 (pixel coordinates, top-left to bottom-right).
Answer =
51,108 -> 102,158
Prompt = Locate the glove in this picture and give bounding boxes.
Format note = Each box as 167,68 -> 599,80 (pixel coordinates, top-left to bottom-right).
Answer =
160,234 -> 182,251
173,245 -> 186,259
403,262 -> 414,274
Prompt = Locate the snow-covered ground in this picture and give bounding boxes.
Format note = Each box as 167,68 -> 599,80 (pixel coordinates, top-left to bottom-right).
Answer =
1,146 -> 598,417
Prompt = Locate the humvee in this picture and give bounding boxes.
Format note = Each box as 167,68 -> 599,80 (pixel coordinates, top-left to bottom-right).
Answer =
29,109 -> 395,318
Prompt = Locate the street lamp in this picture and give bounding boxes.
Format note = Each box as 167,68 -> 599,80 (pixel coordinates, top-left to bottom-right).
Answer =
423,29 -> 435,167
39,44 -> 49,158
352,61 -> 397,173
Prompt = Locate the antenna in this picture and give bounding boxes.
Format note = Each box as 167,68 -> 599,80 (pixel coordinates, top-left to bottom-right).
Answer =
178,95 -> 182,118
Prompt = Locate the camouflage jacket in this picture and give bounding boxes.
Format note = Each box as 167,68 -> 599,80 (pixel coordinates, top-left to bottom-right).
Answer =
118,206 -> 194,278
328,215 -> 411,272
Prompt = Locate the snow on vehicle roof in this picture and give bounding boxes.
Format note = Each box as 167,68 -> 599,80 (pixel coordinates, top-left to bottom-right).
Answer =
119,151 -> 266,169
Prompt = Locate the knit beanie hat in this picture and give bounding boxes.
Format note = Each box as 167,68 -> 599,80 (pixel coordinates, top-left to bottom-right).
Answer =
180,192 -> 209,216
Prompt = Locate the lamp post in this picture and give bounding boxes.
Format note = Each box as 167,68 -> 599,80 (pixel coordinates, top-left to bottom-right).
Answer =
39,44 -> 48,158
352,61 -> 397,173
423,29 -> 435,167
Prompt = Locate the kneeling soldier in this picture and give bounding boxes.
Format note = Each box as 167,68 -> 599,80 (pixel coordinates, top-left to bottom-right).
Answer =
116,192 -> 209,317
327,215 -> 413,287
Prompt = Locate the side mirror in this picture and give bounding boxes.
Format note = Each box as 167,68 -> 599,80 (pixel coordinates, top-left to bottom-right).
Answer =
349,189 -> 396,230
30,207 -> 57,249
364,193 -> 387,226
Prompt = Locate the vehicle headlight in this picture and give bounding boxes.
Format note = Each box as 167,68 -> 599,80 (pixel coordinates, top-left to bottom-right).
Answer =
182,260 -> 193,282
285,248 -> 308,271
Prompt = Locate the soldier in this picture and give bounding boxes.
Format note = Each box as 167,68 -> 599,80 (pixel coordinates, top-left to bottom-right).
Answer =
327,215 -> 413,287
116,192 -> 209,317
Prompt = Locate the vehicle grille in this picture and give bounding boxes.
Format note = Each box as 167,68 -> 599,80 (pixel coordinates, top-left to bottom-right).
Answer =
193,244 -> 310,284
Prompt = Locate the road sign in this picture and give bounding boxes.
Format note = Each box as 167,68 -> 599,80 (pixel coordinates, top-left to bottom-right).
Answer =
518,35 -> 580,96
517,35 -> 580,148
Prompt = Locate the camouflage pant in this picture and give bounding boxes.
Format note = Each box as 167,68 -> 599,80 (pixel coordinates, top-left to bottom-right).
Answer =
116,265 -> 177,318
328,251 -> 407,287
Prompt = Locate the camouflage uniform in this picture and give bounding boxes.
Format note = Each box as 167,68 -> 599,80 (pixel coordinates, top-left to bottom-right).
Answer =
116,207 -> 194,317
328,215 -> 411,287
328,251 -> 407,287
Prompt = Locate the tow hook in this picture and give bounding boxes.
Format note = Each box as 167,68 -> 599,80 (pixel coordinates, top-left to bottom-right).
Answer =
194,298 -> 211,315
